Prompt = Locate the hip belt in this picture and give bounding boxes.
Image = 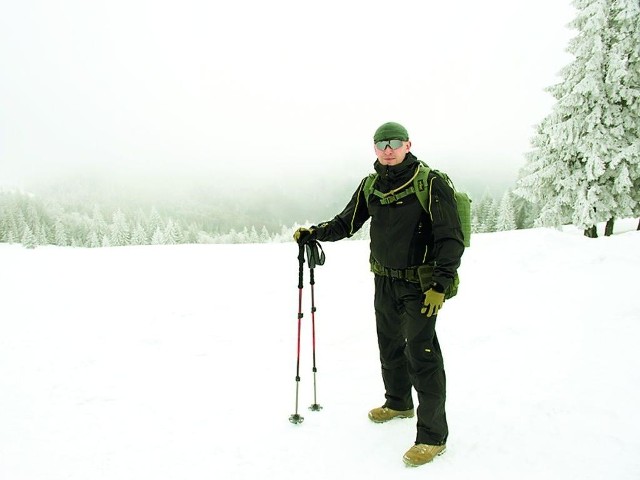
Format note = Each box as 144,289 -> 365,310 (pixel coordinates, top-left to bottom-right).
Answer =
370,257 -> 425,284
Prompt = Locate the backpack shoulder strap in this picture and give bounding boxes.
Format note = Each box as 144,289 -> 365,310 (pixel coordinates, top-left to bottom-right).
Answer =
413,161 -> 432,217
366,162 -> 431,208
363,173 -> 378,206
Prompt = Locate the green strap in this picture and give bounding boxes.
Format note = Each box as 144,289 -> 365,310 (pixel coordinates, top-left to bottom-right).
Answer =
371,186 -> 417,205
363,162 -> 434,221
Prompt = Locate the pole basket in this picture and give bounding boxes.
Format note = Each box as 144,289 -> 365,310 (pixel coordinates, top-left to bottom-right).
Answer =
289,414 -> 304,424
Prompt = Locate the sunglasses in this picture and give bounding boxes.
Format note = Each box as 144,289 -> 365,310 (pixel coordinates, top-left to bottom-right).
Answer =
375,139 -> 405,150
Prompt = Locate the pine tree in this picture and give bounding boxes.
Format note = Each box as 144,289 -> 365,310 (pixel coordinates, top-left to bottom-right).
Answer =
21,223 -> 37,249
87,230 -> 101,248
259,225 -> 271,243
15,210 -> 26,240
603,0 -> 640,232
0,207 -> 8,243
92,205 -> 108,241
25,204 -> 42,240
474,194 -> 498,233
496,192 -> 517,232
471,212 -> 481,234
110,209 -> 130,246
131,223 -> 148,245
183,223 -> 200,244
37,224 -> 49,245
54,219 -> 68,246
513,196 -> 539,230
147,207 -> 163,238
151,226 -> 165,245
247,226 -> 260,244
163,219 -> 181,245
227,228 -> 240,244
516,0 -> 640,237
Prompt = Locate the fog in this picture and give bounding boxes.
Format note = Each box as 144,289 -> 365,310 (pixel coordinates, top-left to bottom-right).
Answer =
1,0 -> 575,200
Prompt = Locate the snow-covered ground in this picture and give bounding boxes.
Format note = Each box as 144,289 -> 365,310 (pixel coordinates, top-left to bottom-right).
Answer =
1,220 -> 639,480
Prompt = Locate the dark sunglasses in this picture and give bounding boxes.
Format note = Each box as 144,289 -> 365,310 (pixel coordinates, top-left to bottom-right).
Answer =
375,139 -> 404,150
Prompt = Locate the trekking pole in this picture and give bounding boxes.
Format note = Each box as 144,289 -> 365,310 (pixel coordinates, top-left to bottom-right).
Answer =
306,240 -> 325,412
289,243 -> 305,424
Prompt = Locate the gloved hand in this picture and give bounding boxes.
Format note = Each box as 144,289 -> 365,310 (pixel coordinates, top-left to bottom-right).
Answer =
293,227 -> 316,245
421,289 -> 445,317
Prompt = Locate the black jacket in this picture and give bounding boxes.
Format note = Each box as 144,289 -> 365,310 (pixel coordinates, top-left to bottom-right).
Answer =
313,152 -> 464,291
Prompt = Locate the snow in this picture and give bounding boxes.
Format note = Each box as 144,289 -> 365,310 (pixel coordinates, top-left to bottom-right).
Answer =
1,220 -> 639,479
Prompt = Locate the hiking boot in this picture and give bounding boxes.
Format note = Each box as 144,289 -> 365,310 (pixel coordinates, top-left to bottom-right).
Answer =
368,406 -> 414,423
402,443 -> 446,467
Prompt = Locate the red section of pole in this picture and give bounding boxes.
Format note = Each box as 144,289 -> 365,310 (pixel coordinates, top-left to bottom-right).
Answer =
310,283 -> 316,367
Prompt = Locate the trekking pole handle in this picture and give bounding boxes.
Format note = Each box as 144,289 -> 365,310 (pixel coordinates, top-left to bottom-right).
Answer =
297,243 -> 305,289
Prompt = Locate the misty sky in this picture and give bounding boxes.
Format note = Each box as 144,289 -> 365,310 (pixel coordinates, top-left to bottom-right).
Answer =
1,0 -> 576,192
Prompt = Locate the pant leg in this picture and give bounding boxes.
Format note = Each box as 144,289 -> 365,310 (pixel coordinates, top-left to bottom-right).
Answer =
396,280 -> 448,445
373,275 -> 413,411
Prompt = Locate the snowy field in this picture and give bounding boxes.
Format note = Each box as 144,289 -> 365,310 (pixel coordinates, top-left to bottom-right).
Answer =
1,220 -> 639,480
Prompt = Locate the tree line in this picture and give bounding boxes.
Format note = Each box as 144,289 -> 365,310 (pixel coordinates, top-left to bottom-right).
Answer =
0,190 -> 295,248
0,187 -> 533,249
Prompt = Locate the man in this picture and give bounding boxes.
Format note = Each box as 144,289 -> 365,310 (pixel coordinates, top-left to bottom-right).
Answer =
294,121 -> 465,467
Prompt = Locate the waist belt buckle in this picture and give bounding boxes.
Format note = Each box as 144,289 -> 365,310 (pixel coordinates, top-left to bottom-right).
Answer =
388,268 -> 403,279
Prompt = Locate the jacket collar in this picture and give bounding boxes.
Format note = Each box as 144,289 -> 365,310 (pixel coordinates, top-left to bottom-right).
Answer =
373,152 -> 419,188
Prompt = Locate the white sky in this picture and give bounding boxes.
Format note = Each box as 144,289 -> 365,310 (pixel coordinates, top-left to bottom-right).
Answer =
0,0 -> 576,189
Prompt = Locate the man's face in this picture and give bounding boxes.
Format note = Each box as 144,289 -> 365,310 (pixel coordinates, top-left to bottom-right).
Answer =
374,140 -> 411,166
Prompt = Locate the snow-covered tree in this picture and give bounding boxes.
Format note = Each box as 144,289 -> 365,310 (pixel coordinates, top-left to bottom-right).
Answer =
164,219 -> 181,245
151,226 -> 165,245
517,0 -> 640,237
131,223 -> 148,245
110,209 -> 130,246
513,196 -> 539,230
246,226 -> 260,244
0,206 -> 14,243
87,230 -> 101,248
474,194 -> 498,233
6,230 -> 16,244
259,225 -> 271,243
37,224 -> 49,245
147,207 -> 163,238
496,192 -> 517,232
21,223 -> 37,249
54,219 -> 68,246
603,0 -> 640,233
91,205 -> 108,240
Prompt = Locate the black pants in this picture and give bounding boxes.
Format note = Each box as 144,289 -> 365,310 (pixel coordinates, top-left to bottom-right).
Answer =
374,275 -> 448,445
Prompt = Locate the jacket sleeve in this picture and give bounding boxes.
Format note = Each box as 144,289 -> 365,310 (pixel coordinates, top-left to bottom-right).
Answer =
313,178 -> 370,242
428,174 -> 465,290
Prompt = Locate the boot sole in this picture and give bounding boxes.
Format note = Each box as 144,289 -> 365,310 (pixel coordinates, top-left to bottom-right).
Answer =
368,412 -> 414,423
402,446 -> 446,467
